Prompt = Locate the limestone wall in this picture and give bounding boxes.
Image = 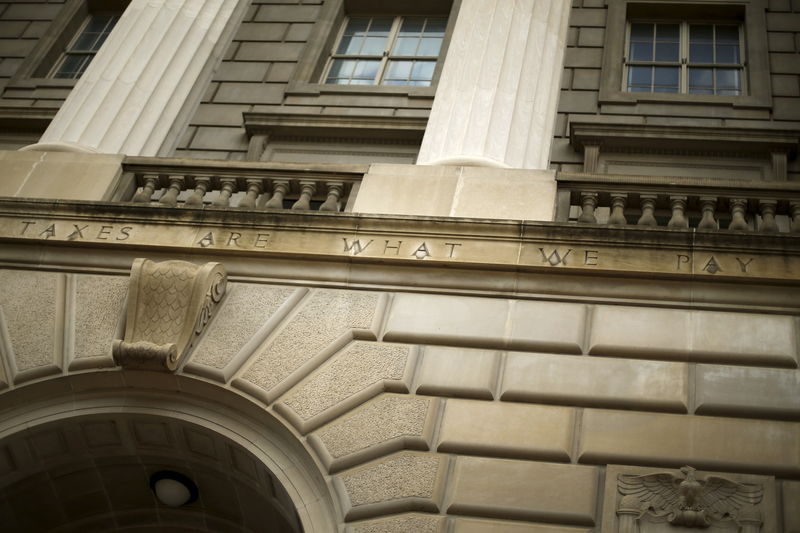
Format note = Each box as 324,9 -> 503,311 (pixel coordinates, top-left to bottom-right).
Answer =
0,267 -> 797,531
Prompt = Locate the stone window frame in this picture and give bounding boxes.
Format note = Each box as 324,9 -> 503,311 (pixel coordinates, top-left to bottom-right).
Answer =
286,0 -> 460,99
599,0 -> 772,109
6,0 -> 129,91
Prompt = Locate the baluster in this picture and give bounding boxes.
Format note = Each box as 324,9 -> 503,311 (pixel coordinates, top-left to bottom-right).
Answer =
158,176 -> 184,207
264,180 -> 290,209
213,179 -> 236,207
697,196 -> 718,230
577,192 -> 598,224
132,174 -> 158,203
319,182 -> 344,212
292,181 -> 317,210
608,193 -> 627,225
238,179 -> 263,209
184,177 -> 210,207
667,195 -> 688,228
728,198 -> 749,231
758,200 -> 779,233
636,194 -> 658,226
790,201 -> 800,233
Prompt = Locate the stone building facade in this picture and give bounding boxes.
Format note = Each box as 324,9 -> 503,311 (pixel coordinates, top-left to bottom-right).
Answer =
0,1 -> 798,532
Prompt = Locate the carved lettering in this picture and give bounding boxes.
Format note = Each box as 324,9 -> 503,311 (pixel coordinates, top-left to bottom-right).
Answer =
676,254 -> 691,270
584,250 -> 599,266
19,221 -> 35,235
96,225 -> 113,240
254,233 -> 270,248
702,256 -> 722,274
197,232 -> 215,248
412,242 -> 431,259
342,238 -> 373,255
117,226 -> 132,241
384,240 -> 402,256
539,248 -> 572,266
39,224 -> 56,239
67,224 -> 88,240
736,257 -> 754,273
227,232 -> 241,246
445,242 -> 462,258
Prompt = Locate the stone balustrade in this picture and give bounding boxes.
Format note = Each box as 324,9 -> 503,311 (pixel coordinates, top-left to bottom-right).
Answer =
123,156 -> 367,212
556,172 -> 800,233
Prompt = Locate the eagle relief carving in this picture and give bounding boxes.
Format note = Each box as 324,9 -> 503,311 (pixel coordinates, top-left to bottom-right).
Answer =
616,466 -> 763,532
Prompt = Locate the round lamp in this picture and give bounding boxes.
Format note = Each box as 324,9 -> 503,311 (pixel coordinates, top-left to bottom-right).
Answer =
149,470 -> 199,507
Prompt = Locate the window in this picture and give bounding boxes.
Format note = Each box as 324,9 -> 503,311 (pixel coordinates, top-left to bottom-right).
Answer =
625,21 -> 743,95
323,16 -> 447,86
51,13 -> 120,79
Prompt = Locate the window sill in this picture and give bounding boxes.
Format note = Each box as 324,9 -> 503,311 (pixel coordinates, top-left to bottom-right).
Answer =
285,81 -> 436,99
598,89 -> 772,110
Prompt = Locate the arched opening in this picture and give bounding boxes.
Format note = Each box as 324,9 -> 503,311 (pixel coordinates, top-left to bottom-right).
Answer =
0,372 -> 339,533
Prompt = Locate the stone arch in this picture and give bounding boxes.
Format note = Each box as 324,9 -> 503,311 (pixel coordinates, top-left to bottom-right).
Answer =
0,371 -> 340,533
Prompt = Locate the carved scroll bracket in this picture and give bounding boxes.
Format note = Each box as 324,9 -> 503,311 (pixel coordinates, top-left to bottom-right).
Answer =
112,258 -> 227,371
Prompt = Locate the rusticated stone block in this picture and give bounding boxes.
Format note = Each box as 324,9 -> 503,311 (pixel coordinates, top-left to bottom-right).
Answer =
186,283 -> 300,380
784,481 -> 800,533
276,341 -> 415,433
237,289 -> 385,402
454,517 -> 592,533
71,274 -> 127,369
310,394 -> 438,473
334,452 -> 448,521
448,457 -> 598,525
501,352 -> 688,412
415,346 -> 498,399
695,364 -> 800,419
508,301 -> 586,354
438,399 -> 574,461
0,269 -> 61,382
589,306 -> 797,366
579,409 -> 800,475
346,513 -> 444,533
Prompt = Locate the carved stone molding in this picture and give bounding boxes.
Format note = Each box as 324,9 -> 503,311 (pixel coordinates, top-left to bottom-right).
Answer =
112,259 -> 226,371
602,465 -> 775,533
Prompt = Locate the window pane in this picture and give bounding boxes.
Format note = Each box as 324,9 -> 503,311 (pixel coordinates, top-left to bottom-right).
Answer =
689,67 -> 713,88
336,35 -> 362,54
630,42 -> 653,61
417,37 -> 442,57
53,54 -> 91,78
368,18 -> 393,34
715,44 -> 739,64
344,18 -> 369,36
716,68 -> 740,89
393,37 -> 418,55
656,24 -> 679,41
689,43 -> 713,63
411,60 -> 435,81
399,17 -> 424,35
689,88 -> 714,94
654,66 -> 679,87
717,88 -> 740,95
352,59 -> 380,80
627,65 -> 652,90
630,23 -> 653,41
424,18 -> 447,36
655,42 -> 679,61
328,59 -> 355,78
690,25 -> 713,42
362,36 -> 387,55
716,25 -> 739,44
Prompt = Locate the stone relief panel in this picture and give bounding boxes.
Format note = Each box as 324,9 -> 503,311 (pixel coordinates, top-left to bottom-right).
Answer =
70,273 -> 128,370
601,465 -> 776,533
112,259 -> 226,371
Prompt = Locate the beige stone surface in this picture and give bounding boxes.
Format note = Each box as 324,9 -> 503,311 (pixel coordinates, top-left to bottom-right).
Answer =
383,293 -> 508,347
312,394 -> 436,472
348,514 -> 443,533
501,352 -> 688,412
784,481 -> 800,533
589,305 -> 797,366
695,364 -> 800,418
509,301 -> 585,354
335,452 -> 447,520
239,289 -> 383,400
454,518 -> 592,533
438,399 -> 574,461
448,457 -> 598,525
0,151 -> 124,201
190,283 -> 297,371
278,342 -> 414,433
72,274 -> 127,365
352,164 -> 460,217
416,346 -> 498,399
0,269 -> 60,378
579,409 -> 800,475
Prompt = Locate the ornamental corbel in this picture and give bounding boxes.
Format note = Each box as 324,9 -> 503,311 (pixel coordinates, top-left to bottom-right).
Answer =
112,258 -> 226,371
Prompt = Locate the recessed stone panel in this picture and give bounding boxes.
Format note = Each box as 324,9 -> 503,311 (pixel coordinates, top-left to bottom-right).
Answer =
695,364 -> 800,419
454,517 -> 592,533
347,513 -> 444,533
71,274 -> 127,368
448,457 -> 598,525
508,301 -> 586,354
784,481 -> 800,533
438,399 -> 574,461
415,346 -> 498,399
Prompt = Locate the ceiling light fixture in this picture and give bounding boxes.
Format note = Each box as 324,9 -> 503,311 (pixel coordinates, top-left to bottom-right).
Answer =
149,470 -> 199,507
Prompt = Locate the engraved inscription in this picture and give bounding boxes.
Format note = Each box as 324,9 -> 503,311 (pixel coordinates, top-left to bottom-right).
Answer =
19,220 -> 132,241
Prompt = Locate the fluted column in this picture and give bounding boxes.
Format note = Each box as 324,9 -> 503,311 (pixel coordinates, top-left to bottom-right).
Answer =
25,0 -> 247,156
417,0 -> 570,169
